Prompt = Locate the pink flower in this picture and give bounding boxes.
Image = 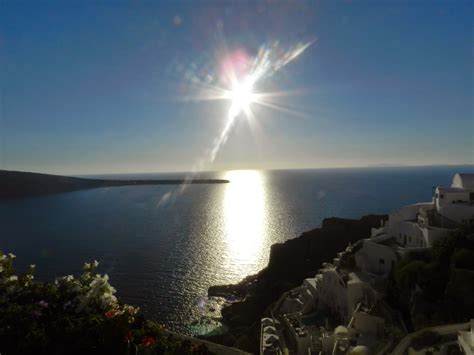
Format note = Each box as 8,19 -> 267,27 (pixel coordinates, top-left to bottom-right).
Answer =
105,309 -> 120,318
141,336 -> 157,347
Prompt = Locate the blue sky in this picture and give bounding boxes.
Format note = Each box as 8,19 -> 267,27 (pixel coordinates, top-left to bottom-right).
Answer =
1,0 -> 472,174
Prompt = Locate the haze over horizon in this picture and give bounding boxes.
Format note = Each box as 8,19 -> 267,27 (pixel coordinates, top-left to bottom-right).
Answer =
1,0 -> 472,175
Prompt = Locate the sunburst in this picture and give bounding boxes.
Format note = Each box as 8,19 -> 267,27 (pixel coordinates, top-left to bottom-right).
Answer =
158,40 -> 313,205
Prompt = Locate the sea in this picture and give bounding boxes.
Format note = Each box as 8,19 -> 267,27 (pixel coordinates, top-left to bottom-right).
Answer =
1,166 -> 473,335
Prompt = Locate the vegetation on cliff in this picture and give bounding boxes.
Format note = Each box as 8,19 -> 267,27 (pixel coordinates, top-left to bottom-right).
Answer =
388,226 -> 474,330
0,252 -> 212,355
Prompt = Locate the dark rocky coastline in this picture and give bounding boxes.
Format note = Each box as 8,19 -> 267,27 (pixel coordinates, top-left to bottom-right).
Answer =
0,170 -> 229,199
205,214 -> 388,353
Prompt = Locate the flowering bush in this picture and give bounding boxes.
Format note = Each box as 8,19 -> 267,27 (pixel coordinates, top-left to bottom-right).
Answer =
0,251 -> 213,355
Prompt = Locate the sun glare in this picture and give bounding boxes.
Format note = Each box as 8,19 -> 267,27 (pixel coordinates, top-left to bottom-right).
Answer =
229,77 -> 254,116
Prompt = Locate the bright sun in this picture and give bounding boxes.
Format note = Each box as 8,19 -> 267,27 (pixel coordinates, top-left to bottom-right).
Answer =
229,77 -> 254,116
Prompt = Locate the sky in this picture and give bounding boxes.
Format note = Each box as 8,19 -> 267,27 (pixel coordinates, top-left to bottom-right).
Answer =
0,0 -> 472,175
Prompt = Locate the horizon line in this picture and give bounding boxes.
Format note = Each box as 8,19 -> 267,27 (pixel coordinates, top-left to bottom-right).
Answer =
2,163 -> 474,178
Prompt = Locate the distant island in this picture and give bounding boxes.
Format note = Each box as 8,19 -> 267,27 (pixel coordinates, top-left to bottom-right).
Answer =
0,170 -> 229,199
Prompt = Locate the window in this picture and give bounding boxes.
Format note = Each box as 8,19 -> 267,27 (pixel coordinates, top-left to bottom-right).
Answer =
440,194 -> 444,199
435,193 -> 438,198
379,258 -> 385,264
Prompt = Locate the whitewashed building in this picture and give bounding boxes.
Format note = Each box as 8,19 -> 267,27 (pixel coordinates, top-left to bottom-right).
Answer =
435,173 -> 474,226
355,173 -> 474,276
317,263 -> 375,324
354,234 -> 398,276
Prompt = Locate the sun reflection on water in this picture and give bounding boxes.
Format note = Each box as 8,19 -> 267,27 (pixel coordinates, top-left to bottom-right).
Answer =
223,170 -> 267,280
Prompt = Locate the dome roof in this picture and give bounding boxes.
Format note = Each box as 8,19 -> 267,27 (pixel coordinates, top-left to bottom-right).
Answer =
335,325 -> 348,335
452,173 -> 474,189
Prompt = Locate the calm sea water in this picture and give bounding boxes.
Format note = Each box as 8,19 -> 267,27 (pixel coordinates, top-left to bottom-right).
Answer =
1,166 -> 473,334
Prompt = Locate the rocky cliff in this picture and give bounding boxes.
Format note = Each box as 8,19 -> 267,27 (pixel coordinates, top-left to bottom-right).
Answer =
206,214 -> 388,352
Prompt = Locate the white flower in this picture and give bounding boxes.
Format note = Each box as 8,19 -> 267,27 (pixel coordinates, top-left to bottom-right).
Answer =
0,265 -> 3,273
93,260 -> 99,268
30,264 -> 36,269
100,292 -> 118,308
124,304 -> 139,315
8,275 -> 18,282
84,262 -> 91,269
0,255 -> 7,261
7,253 -> 16,259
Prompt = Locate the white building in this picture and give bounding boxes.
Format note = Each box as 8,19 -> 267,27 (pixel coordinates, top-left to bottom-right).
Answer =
435,173 -> 474,226
317,264 -> 375,324
354,234 -> 398,276
356,173 -> 474,273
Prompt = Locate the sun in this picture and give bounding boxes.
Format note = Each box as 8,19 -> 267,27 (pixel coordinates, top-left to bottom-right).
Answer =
229,76 -> 254,116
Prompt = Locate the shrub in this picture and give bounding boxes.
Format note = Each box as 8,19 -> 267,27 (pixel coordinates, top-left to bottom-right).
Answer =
0,251 -> 213,355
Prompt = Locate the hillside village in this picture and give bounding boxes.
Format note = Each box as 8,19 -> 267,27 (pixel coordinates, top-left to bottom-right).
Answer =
260,173 -> 474,355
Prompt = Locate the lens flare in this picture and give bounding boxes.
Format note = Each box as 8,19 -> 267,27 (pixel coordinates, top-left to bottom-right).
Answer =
158,40 -> 313,206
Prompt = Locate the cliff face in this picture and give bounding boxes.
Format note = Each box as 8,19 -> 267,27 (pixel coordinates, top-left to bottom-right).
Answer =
206,214 -> 388,352
266,215 -> 387,283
